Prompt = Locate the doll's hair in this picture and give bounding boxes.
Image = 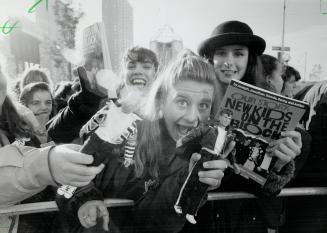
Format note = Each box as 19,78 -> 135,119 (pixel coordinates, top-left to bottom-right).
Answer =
219,108 -> 233,117
134,49 -> 219,179
19,82 -> 57,118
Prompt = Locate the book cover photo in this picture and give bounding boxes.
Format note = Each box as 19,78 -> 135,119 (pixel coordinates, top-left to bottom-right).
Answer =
217,79 -> 309,186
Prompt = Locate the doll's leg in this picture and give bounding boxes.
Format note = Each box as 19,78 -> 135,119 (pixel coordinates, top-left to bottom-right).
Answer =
175,160 -> 201,214
184,149 -> 214,223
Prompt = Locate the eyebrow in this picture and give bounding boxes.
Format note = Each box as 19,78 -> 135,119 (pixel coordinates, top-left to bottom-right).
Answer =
175,93 -> 213,103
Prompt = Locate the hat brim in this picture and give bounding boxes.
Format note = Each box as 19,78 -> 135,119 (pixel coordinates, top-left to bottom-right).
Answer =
198,33 -> 266,57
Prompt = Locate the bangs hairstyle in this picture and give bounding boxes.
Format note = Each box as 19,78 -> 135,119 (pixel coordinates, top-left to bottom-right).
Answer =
122,46 -> 159,72
134,49 -> 219,179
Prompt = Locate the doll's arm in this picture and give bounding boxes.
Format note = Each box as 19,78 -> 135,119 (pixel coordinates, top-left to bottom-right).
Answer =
177,123 -> 210,147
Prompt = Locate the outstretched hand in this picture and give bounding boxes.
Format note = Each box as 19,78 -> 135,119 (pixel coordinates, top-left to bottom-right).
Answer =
78,200 -> 109,231
49,144 -> 105,187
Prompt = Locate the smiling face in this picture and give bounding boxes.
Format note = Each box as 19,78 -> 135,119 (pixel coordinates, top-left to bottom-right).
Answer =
27,90 -> 53,122
161,80 -> 214,141
212,45 -> 249,85
124,60 -> 157,93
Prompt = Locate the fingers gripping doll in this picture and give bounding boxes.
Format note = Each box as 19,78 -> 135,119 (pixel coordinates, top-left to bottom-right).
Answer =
174,110 -> 235,224
56,67 -> 141,210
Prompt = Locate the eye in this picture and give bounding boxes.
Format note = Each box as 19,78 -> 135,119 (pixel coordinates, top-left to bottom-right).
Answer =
234,51 -> 244,57
143,63 -> 153,69
46,101 -> 53,106
214,50 -> 226,56
199,103 -> 211,111
127,63 -> 136,70
177,99 -> 188,108
31,101 -> 40,105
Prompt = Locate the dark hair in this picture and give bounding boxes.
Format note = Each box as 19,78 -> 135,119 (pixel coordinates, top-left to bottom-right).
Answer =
259,54 -> 280,92
219,108 -> 233,117
260,54 -> 279,77
123,46 -> 159,72
19,82 -> 56,117
282,65 -> 301,82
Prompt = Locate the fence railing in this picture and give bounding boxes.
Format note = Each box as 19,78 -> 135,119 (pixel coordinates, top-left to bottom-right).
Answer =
1,187 -> 327,216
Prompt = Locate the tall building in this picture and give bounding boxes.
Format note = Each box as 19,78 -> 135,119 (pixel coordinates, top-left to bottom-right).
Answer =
35,0 -> 58,41
102,0 -> 133,74
1,17 -> 42,76
150,25 -> 183,70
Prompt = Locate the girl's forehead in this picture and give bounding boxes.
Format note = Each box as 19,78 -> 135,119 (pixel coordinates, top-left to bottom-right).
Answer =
31,90 -> 51,99
170,80 -> 214,97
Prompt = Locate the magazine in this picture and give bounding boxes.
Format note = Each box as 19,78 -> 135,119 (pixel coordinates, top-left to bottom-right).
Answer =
217,79 -> 309,185
82,22 -> 113,91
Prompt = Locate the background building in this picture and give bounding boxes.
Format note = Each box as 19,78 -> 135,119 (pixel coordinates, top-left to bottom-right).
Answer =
0,17 -> 42,79
150,25 -> 183,70
102,0 -> 133,74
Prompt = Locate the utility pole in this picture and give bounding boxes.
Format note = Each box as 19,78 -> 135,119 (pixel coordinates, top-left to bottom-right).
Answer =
280,0 -> 286,62
304,52 -> 307,81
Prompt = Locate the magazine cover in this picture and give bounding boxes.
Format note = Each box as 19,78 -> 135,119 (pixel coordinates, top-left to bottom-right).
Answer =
83,22 -> 113,90
218,79 -> 309,185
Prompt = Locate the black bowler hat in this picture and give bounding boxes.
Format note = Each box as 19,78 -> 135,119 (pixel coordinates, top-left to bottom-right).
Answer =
198,20 -> 266,58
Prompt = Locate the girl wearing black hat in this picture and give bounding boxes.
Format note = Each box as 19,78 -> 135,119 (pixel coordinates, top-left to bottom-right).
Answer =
181,20 -> 308,233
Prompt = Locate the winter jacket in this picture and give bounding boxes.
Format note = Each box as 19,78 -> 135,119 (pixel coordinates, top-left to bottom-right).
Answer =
58,119 -> 192,233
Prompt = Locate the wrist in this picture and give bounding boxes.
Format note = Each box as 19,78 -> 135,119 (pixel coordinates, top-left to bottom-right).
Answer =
48,146 -> 61,186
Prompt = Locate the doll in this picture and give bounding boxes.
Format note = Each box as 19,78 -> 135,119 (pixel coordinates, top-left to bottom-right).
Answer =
174,109 -> 235,224
56,67 -> 141,210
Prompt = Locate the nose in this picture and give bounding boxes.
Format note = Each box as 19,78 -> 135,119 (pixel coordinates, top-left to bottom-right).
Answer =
133,63 -> 143,74
184,105 -> 200,126
224,53 -> 234,68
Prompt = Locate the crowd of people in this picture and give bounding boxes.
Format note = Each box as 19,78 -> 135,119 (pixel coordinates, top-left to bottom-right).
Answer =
0,20 -> 326,233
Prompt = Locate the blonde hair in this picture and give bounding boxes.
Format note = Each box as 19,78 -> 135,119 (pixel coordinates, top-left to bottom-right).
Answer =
134,49 -> 220,178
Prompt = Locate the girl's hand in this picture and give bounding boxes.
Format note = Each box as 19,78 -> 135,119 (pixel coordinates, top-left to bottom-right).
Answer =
266,130 -> 302,172
78,200 -> 109,231
189,153 -> 227,190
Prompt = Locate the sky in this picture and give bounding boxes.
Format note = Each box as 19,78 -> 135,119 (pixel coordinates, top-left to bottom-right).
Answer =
1,0 -> 327,80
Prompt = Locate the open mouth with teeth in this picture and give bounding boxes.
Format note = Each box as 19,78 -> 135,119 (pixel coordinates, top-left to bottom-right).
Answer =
131,78 -> 147,87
